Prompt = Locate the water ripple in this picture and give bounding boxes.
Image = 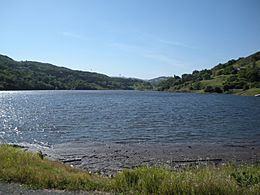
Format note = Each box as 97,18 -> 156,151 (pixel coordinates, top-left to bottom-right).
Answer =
0,90 -> 259,146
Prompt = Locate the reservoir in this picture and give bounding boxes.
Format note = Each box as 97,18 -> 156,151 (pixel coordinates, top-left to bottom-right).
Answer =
0,90 -> 259,146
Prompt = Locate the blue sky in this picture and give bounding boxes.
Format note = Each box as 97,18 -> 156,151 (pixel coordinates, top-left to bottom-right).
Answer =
1,0 -> 260,79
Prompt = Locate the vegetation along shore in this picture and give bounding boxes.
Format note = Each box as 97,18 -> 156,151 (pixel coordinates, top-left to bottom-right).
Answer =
0,51 -> 259,96
0,144 -> 260,194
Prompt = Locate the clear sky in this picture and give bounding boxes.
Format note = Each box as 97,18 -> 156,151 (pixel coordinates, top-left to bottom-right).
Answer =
1,0 -> 260,79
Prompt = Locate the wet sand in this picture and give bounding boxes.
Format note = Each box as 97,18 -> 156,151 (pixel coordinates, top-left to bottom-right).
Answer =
24,142 -> 260,176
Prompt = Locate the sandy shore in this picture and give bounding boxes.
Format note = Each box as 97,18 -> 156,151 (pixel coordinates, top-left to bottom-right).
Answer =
23,142 -> 260,176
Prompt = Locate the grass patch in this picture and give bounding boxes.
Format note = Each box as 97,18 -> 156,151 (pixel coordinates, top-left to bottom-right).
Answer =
200,75 -> 231,88
0,145 -> 260,194
237,88 -> 260,96
112,166 -> 260,194
0,145 -> 111,191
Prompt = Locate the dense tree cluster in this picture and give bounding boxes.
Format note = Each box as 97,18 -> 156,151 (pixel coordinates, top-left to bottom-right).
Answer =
157,52 -> 260,94
157,69 -> 213,91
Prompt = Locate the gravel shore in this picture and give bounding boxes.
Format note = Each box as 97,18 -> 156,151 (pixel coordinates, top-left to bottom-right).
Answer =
24,142 -> 260,176
1,142 -> 259,194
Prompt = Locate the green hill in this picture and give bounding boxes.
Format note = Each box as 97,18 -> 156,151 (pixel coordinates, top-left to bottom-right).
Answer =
0,54 -> 152,90
148,76 -> 171,85
156,51 -> 260,96
1,52 -> 259,94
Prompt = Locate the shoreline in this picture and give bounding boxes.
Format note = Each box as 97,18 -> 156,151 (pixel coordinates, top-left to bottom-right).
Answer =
1,143 -> 260,194
21,142 -> 260,176
1,89 -> 260,96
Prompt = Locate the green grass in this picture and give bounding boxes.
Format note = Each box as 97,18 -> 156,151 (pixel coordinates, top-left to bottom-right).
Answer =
200,75 -> 231,88
236,88 -> 260,96
0,145 -> 111,191
113,166 -> 260,194
0,145 -> 260,194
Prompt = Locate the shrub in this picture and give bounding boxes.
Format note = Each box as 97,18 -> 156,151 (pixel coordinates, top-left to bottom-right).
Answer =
204,86 -> 223,93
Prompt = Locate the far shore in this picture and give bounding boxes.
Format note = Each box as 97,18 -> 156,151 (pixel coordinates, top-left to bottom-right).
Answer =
1,88 -> 260,96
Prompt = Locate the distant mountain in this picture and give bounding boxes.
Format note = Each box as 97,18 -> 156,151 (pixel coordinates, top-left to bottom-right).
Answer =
156,51 -> 260,96
148,76 -> 171,84
0,54 -> 152,90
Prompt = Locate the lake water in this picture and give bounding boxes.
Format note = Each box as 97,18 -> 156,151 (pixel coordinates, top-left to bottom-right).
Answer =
0,90 -> 259,146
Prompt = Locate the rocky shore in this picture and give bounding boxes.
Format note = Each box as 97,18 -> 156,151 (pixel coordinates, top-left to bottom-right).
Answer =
23,142 -> 260,176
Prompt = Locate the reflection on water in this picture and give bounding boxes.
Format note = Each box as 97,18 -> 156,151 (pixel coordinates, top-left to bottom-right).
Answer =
0,90 -> 259,146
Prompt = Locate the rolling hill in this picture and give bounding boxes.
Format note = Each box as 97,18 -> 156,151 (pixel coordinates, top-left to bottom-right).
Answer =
0,54 -> 152,90
1,52 -> 259,95
156,51 -> 260,96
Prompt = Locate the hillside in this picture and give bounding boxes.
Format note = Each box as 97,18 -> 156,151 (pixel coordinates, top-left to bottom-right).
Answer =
148,76 -> 170,84
0,55 -> 152,90
156,51 -> 260,96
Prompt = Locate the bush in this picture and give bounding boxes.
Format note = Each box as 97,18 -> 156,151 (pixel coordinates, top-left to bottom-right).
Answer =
204,86 -> 223,93
214,86 -> 223,93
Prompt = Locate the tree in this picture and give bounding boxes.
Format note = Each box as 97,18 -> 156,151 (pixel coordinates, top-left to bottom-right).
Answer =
247,68 -> 259,82
192,82 -> 202,90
